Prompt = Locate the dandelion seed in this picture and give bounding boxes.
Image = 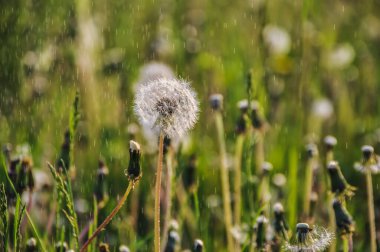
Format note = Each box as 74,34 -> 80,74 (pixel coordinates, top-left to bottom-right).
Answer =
134,78 -> 199,139
284,223 -> 334,252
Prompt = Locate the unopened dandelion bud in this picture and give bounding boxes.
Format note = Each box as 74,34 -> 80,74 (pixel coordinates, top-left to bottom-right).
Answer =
324,135 -> 337,151
256,214 -> 268,249
26,237 -> 37,252
209,93 -> 223,111
99,242 -> 110,252
327,161 -> 354,197
250,101 -> 265,130
119,245 -> 130,252
332,199 -> 354,235
193,239 -> 204,252
306,143 -> 318,158
238,99 -> 249,113
164,230 -> 180,252
126,140 -> 142,182
273,202 -> 288,239
182,154 -> 197,192
236,100 -> 249,134
55,241 -> 68,252
296,223 -> 312,244
361,145 -> 374,162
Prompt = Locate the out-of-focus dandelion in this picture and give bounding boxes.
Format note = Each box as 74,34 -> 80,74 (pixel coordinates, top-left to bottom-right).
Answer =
26,237 -> 38,252
119,245 -> 130,252
354,145 -> 378,252
327,161 -> 355,198
273,202 -> 289,240
324,43 -> 355,70
98,242 -> 110,252
193,239 -> 204,252
135,78 -> 199,252
55,241 -> 68,252
80,141 -> 142,252
94,160 -> 109,208
263,25 -> 291,55
137,62 -> 175,84
255,214 -> 268,250
284,223 -> 334,252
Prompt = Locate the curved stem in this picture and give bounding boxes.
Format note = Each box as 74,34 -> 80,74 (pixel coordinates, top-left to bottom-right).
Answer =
154,133 -> 165,252
80,183 -> 133,252
366,170 -> 377,252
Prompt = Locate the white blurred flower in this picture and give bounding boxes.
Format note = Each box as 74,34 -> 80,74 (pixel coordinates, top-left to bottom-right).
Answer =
263,25 -> 291,55
311,98 -> 334,120
134,78 -> 199,139
137,62 -> 175,85
325,44 -> 355,70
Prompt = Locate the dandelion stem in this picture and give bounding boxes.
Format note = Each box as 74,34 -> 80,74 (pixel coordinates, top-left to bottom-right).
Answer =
342,234 -> 353,252
366,169 -> 377,252
162,146 -> 174,251
215,112 -> 235,252
154,133 -> 165,252
234,134 -> 245,226
303,157 -> 314,220
80,182 -> 134,252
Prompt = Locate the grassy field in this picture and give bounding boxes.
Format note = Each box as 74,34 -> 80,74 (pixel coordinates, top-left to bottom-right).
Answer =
1,0 -> 380,251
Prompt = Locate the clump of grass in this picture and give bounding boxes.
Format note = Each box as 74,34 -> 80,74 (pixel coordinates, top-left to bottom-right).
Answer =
0,183 -> 8,251
48,162 -> 80,249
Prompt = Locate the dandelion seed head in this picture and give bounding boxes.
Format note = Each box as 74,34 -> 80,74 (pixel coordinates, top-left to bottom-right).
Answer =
237,99 -> 249,112
284,224 -> 334,252
361,145 -> 374,160
134,78 -> 199,139
27,237 -> 37,247
194,239 -> 204,251
273,173 -> 287,187
306,143 -> 318,158
129,140 -> 140,152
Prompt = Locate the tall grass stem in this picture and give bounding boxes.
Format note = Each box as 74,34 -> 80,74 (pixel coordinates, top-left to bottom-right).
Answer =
234,134 -> 245,226
366,169 -> 377,252
215,112 -> 235,252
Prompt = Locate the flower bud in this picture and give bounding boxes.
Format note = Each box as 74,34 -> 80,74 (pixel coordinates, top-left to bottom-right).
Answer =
209,94 -> 223,111
332,199 -> 354,235
361,145 -> 374,161
126,140 -> 142,182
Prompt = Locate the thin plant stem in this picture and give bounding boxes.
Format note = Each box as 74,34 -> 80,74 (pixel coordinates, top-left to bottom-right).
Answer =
162,146 -> 173,251
80,182 -> 134,252
303,157 -> 314,220
326,150 -> 336,252
215,112 -> 235,252
342,234 -> 353,252
366,169 -> 377,252
154,133 -> 165,252
234,134 -> 245,226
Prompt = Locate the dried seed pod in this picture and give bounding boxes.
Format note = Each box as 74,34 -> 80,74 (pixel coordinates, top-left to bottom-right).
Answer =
126,140 -> 142,183
327,161 -> 355,197
209,93 -> 223,111
332,199 -> 354,235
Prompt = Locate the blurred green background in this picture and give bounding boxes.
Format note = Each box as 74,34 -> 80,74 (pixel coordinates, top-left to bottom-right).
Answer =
1,0 -> 380,251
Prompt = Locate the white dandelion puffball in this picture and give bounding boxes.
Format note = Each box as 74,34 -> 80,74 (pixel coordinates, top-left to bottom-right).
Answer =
263,24 -> 291,55
134,78 -> 199,139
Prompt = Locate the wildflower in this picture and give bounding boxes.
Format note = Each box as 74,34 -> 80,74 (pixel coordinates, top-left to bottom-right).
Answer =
273,202 -> 288,239
235,99 -> 250,134
324,43 -> 355,70
164,230 -> 180,252
209,93 -> 223,111
55,241 -> 68,252
119,245 -> 130,252
332,199 -> 354,235
193,239 -> 204,252
354,145 -> 380,174
311,99 -> 333,120
134,78 -> 199,139
26,237 -> 37,252
126,140 -> 142,183
284,223 -> 334,252
323,136 -> 337,151
327,161 -> 355,197
255,214 -> 268,249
